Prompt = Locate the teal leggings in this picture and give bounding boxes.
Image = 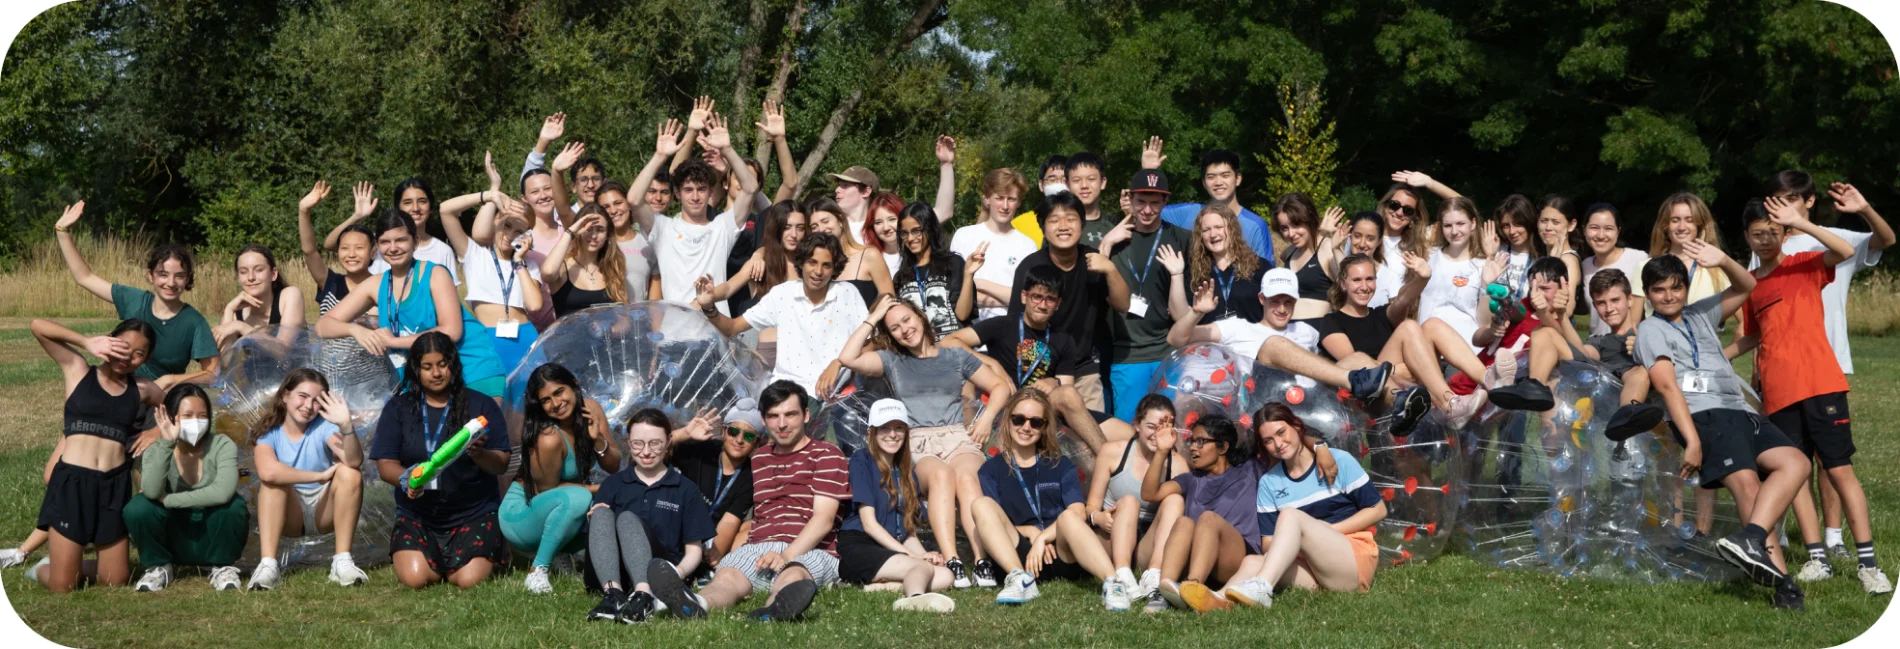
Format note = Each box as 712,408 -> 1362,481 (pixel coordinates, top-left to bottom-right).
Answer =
499,483 -> 592,568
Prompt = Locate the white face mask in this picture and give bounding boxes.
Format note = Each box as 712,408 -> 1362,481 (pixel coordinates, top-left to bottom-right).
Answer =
178,418 -> 210,445
1042,182 -> 1070,196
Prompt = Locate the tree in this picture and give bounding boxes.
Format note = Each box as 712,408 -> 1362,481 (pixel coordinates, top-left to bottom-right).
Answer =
1259,81 -> 1339,215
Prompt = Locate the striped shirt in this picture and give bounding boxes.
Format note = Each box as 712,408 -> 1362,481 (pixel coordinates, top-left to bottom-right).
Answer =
748,436 -> 851,554
1256,447 -> 1381,536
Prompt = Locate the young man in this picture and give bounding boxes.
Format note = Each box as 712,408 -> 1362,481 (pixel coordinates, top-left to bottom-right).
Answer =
1733,196 -> 1890,594
1633,247 -> 1810,610
1062,153 -> 1119,250
1145,141 -> 1274,262
1007,191 -> 1131,412
693,232 -> 867,397
667,97 -> 789,215
648,381 -> 847,622
1012,155 -> 1071,246
629,117 -> 759,313
941,265 -> 1117,451
644,169 -> 674,217
828,166 -> 880,245
1100,169 -> 1192,420
1484,258 -> 1665,438
949,163 -> 1038,322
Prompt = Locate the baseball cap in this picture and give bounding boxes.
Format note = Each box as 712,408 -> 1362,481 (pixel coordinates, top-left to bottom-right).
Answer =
827,166 -> 881,193
1260,268 -> 1300,301
1129,168 -> 1170,194
867,399 -> 911,428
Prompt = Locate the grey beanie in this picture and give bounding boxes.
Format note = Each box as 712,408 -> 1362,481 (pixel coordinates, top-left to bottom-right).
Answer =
723,398 -> 764,432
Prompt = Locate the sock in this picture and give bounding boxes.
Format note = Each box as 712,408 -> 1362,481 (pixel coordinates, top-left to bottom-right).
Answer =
332,552 -> 353,564
1116,567 -> 1137,586
1826,528 -> 1844,548
1857,542 -> 1877,570
1743,524 -> 1769,541
1805,543 -> 1826,562
258,557 -> 279,570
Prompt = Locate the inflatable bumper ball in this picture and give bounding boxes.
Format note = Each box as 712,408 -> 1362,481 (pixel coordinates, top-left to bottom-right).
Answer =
1145,344 -> 1250,447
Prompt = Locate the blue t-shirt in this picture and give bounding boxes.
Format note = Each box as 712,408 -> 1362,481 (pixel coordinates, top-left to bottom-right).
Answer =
368,390 -> 512,527
1161,203 -> 1275,263
842,449 -> 923,540
592,467 -> 716,564
1255,447 -> 1381,536
257,419 -> 342,495
978,453 -> 1084,529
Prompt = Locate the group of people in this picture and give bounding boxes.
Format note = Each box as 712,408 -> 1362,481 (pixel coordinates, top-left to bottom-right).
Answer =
3,94 -> 1892,618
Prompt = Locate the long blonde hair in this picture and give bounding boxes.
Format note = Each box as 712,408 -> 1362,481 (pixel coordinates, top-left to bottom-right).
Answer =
1002,387 -> 1062,460
1648,192 -> 1724,258
570,204 -> 629,303
1190,204 -> 1262,288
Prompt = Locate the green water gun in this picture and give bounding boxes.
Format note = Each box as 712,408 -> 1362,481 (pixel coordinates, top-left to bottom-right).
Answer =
1485,283 -> 1523,321
407,415 -> 490,489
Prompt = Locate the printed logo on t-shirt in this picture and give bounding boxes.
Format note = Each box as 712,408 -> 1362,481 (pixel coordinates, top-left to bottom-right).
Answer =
1036,483 -> 1063,504
656,500 -> 681,512
1452,276 -> 1470,288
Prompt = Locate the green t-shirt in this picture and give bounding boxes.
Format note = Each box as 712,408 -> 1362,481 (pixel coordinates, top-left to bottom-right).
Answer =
1107,223 -> 1191,363
1080,208 -> 1121,251
111,284 -> 217,381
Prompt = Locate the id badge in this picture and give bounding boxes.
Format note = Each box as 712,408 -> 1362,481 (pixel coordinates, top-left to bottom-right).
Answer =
389,352 -> 407,370
1127,295 -> 1150,318
1680,370 -> 1713,394
424,477 -> 441,492
496,319 -> 521,340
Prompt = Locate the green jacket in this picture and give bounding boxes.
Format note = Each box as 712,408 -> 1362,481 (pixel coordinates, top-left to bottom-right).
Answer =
140,434 -> 240,510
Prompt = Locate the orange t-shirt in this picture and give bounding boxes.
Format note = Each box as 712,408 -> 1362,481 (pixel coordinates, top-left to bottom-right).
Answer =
1742,251 -> 1846,415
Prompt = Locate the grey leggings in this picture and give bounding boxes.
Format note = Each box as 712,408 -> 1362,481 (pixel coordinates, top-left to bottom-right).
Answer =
588,510 -> 654,589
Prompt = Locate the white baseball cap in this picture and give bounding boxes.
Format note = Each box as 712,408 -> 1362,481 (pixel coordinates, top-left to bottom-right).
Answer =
1260,267 -> 1300,301
867,399 -> 911,428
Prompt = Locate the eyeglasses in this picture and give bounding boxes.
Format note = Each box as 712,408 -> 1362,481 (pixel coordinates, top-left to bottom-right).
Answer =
1009,414 -> 1047,428
725,426 -> 758,444
1384,200 -> 1417,218
628,440 -> 667,451
1024,292 -> 1060,305
1186,437 -> 1219,448
900,227 -> 929,239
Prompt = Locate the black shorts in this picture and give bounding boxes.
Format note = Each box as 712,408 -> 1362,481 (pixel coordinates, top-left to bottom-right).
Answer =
1668,408 -> 1796,490
391,510 -> 505,573
1015,534 -> 1084,583
1768,392 -> 1854,469
836,529 -> 904,584
37,461 -> 132,546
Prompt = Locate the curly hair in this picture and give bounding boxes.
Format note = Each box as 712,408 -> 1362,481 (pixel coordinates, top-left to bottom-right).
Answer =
1189,204 -> 1261,290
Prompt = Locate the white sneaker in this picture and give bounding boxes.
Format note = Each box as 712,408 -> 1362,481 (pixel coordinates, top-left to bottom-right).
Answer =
893,592 -> 956,613
524,566 -> 553,594
1485,352 -> 1517,390
1860,566 -> 1894,595
1124,574 -> 1153,602
0,548 -> 24,569
1223,578 -> 1274,608
1102,578 -> 1131,611
247,561 -> 282,591
1446,389 -> 1488,430
25,558 -> 49,584
135,565 -> 172,592
994,570 -> 1039,604
1142,590 -> 1169,613
329,557 -> 369,586
1139,569 -> 1160,596
209,566 -> 243,591
1795,558 -> 1834,582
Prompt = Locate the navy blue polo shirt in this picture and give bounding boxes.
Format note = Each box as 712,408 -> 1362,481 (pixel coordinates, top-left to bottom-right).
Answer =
592,467 -> 716,564
978,453 -> 1084,529
841,449 -> 926,540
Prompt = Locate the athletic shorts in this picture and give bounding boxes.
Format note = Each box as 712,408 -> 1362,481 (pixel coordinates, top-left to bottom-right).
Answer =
1667,408 -> 1795,490
910,425 -> 983,462
390,510 -> 505,574
1295,528 -> 1379,592
1768,392 -> 1854,469
836,529 -> 903,585
1015,534 -> 1084,583
296,482 -> 330,536
720,541 -> 840,592
37,461 -> 132,546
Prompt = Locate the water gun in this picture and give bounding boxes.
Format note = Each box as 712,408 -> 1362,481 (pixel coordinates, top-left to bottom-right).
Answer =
407,416 -> 489,489
1485,283 -> 1523,322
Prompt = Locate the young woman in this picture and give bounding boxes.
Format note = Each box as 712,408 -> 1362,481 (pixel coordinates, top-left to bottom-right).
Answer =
464,179 -> 546,371
894,201 -> 976,339
837,399 -> 958,612
1415,197 -> 1494,354
30,317 -> 164,593
299,181 -> 379,317
1084,395 -> 1188,612
251,368 -> 369,590
1492,195 -> 1545,303
1332,211 -> 1394,307
838,295 -> 1011,588
1272,194 -> 1340,319
1649,192 -> 1731,306
505,363 -> 622,594
541,207 -> 629,320
971,388 -> 1118,606
213,244 -> 307,348
808,197 -> 893,306
547,144 -> 656,302
585,409 -> 715,623
866,192 -> 906,276
126,384 -> 248,593
701,201 -> 806,366
1580,203 -> 1650,335
1537,195 -> 1585,322
1220,404 -> 1387,607
317,211 -> 508,398
1167,205 -> 1270,324
520,168 -> 566,329
370,332 -> 513,590
666,400 -> 762,573
1147,415 -> 1263,612
1317,254 -> 1490,429
55,202 -> 218,387
369,177 -> 464,284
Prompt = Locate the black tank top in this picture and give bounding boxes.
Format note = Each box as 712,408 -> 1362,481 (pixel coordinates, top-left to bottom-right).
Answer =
63,367 -> 142,446
238,288 -> 283,325
1293,250 -> 1332,301
552,281 -> 612,319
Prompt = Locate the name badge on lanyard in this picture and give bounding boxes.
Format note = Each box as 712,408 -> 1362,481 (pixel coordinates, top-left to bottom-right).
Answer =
492,251 -> 521,339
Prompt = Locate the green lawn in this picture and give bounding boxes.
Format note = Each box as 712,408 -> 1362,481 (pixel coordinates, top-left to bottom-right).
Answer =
2,334 -> 1896,649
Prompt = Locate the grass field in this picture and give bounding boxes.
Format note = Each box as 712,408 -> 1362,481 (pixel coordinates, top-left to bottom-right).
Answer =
0,319 -> 1895,649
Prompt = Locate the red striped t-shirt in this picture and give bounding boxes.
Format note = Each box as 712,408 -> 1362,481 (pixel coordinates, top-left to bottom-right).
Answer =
748,437 -> 852,554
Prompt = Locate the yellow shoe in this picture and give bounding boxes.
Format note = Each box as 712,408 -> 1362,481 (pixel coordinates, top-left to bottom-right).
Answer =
1179,581 -> 1232,612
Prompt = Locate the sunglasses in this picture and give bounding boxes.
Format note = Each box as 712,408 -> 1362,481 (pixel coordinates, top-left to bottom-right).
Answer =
1009,414 -> 1048,428
1384,200 -> 1417,218
726,426 -> 759,444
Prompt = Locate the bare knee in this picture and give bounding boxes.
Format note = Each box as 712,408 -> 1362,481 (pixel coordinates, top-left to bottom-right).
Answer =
1115,494 -> 1142,513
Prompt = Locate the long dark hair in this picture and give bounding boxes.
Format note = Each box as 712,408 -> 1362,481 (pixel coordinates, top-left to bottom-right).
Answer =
1253,402 -> 1337,488
896,201 -> 951,279
519,363 -> 599,497
868,423 -> 924,536
250,368 -> 329,444
1539,194 -> 1585,255
234,244 -> 288,320
163,383 -> 214,447
400,332 -> 467,451
1493,194 -> 1546,258
760,200 -> 802,289
393,176 -> 446,241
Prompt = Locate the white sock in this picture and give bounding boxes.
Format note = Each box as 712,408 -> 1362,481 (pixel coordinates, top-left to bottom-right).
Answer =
258,558 -> 279,570
1116,567 -> 1137,586
332,552 -> 353,564
1826,528 -> 1844,547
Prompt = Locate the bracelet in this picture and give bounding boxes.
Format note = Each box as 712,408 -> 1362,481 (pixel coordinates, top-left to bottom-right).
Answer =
54,225 -> 69,233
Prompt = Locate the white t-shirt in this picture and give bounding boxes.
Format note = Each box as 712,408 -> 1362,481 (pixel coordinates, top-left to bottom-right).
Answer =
848,217 -> 868,245
884,251 -> 903,279
371,237 -> 461,285
618,233 -> 656,303
1582,248 -> 1651,336
1416,248 -> 1484,353
1372,234 -> 1407,308
650,210 -> 739,315
1748,227 -> 1883,374
461,243 -> 542,309
951,224 -> 1040,322
1213,318 -> 1321,363
742,281 -> 870,395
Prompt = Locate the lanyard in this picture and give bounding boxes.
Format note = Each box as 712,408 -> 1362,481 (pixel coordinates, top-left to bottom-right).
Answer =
1017,319 -> 1047,386
891,468 -> 904,513
490,249 -> 518,308
388,263 -> 419,335
1650,313 -> 1700,369
1009,459 -> 1045,527
912,267 -> 929,303
422,405 -> 450,454
1213,265 -> 1235,305
1125,232 -> 1163,285
711,467 -> 742,510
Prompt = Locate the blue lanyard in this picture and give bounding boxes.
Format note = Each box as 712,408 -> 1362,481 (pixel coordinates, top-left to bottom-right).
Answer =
892,468 -> 904,513
1650,313 -> 1700,370
1213,265 -> 1235,305
912,267 -> 929,303
711,467 -> 742,510
422,405 -> 450,454
490,249 -> 518,308
1125,232 -> 1163,285
1009,460 -> 1046,527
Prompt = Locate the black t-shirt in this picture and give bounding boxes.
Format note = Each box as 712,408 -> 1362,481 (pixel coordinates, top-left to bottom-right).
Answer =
1314,306 -> 1398,361
896,255 -> 968,340
671,439 -> 754,525
369,390 -> 512,527
971,315 -> 1088,386
726,208 -> 768,316
317,271 -> 351,317
1007,246 -> 1109,373
1201,263 -> 1269,324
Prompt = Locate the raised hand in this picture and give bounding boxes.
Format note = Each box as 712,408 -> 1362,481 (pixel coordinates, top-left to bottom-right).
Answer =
654,119 -> 685,158
867,293 -> 898,322
1084,251 -> 1117,276
692,275 -> 717,308
318,391 -> 352,427
352,182 -> 379,219
703,113 -> 733,150
756,99 -> 786,140
687,96 -> 714,132
1141,136 -> 1167,169
1156,244 -> 1185,276
538,113 -> 567,144
1400,249 -> 1431,279
1191,279 -> 1217,313
1100,215 -> 1136,250
1763,195 -> 1805,228
84,335 -> 130,361
483,151 -> 502,193
1391,170 -> 1434,188
935,135 -> 957,165
1320,205 -> 1346,241
572,212 -> 607,237
56,201 -> 85,230
1829,182 -> 1870,214
496,193 -> 528,221
1482,251 -> 1509,285
155,405 -> 178,442
1118,188 -> 1132,216
553,141 -> 586,172
1682,238 -> 1729,269
299,181 -> 332,213
966,241 -> 988,275
1480,219 -> 1500,255
682,407 -> 720,441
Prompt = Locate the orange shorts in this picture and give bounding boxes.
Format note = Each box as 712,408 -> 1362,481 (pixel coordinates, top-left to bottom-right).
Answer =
1347,529 -> 1379,590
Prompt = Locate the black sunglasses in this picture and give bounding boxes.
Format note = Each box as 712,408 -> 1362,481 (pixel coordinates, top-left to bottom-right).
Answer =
1384,200 -> 1417,218
726,426 -> 758,444
1009,414 -> 1048,428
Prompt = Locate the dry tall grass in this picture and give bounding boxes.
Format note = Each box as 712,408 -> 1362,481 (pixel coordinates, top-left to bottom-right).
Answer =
0,234 -> 323,319
1848,272 -> 1900,337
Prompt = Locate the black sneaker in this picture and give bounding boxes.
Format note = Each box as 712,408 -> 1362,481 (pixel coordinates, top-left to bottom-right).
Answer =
622,590 -> 656,623
1385,386 -> 1431,439
1717,532 -> 1786,588
1348,362 -> 1393,403
1604,404 -> 1665,442
751,578 -> 817,622
589,588 -> 628,623
946,558 -> 972,589
973,558 -> 1003,588
1488,378 -> 1555,412
647,559 -> 706,619
1774,579 -> 1807,612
